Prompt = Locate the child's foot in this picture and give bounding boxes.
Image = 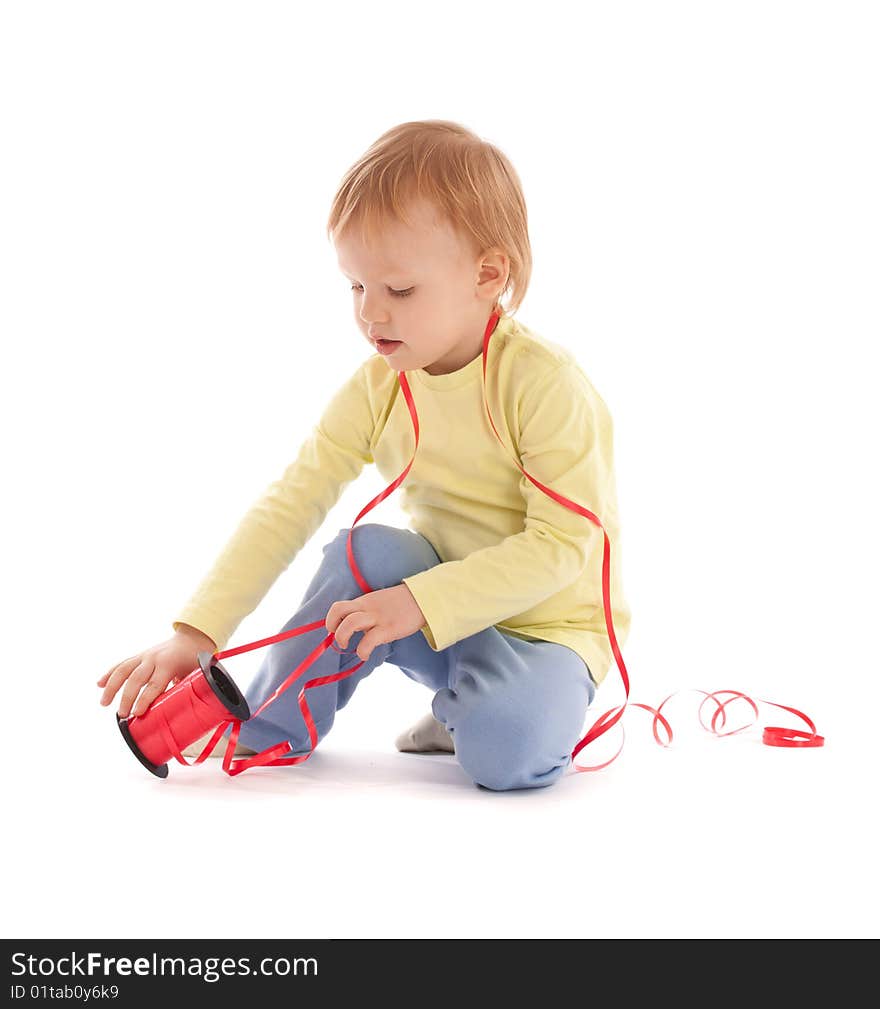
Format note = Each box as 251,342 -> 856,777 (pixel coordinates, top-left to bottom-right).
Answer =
394,712 -> 455,754
182,731 -> 257,758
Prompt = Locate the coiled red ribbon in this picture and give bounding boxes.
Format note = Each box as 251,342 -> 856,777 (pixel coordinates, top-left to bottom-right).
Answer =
124,309 -> 823,776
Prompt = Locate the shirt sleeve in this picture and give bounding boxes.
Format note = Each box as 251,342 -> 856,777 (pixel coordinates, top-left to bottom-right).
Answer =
172,363 -> 375,651
402,361 -> 611,651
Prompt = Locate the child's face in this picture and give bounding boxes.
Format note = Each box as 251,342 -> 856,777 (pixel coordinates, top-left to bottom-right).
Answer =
333,197 -> 507,376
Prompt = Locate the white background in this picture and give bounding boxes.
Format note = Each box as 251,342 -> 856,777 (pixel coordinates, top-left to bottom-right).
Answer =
2,1 -> 878,940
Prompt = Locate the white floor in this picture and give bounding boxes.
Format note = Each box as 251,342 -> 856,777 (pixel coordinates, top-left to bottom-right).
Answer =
6,654 -> 876,940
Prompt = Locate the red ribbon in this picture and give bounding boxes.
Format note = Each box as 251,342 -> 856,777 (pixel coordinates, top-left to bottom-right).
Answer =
127,309 -> 823,776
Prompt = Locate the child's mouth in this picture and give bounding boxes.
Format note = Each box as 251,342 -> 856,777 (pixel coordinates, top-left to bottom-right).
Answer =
375,339 -> 402,355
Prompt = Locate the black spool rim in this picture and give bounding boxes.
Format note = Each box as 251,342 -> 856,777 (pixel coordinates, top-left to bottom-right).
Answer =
116,714 -> 169,779
198,651 -> 251,722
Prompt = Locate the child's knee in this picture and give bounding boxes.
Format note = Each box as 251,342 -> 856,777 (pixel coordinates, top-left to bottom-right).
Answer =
325,523 -> 440,589
434,690 -> 572,791
458,728 -> 571,791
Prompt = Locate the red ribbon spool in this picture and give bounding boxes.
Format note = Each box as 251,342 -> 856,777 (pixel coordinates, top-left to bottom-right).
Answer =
116,652 -> 250,778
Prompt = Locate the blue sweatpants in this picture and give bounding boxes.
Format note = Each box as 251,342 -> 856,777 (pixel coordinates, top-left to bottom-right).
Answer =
235,523 -> 596,791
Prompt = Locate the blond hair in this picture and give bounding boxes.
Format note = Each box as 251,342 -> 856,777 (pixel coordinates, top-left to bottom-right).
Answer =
326,120 -> 532,317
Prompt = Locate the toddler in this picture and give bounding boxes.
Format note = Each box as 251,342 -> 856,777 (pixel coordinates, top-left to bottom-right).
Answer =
97,119 -> 631,791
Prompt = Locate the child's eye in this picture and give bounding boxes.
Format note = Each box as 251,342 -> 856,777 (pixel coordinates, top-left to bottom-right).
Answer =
350,284 -> 414,298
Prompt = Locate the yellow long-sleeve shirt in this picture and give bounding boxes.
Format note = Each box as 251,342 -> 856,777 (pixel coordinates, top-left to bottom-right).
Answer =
172,313 -> 631,686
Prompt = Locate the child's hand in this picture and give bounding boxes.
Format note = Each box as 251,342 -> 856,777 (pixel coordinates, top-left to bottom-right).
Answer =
97,625 -> 216,719
325,584 -> 427,662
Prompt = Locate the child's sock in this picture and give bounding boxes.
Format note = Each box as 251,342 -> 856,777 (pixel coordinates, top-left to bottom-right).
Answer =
394,712 -> 455,754
181,731 -> 257,758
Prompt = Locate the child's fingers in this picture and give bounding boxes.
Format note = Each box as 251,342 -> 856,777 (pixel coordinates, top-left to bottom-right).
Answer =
325,596 -> 366,634
130,679 -> 167,718
99,658 -> 138,707
117,662 -> 155,719
333,611 -> 375,649
98,660 -> 127,688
